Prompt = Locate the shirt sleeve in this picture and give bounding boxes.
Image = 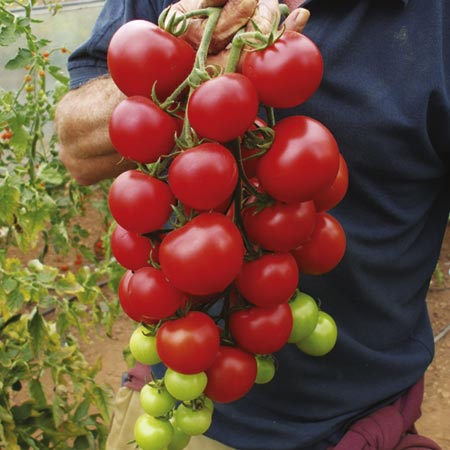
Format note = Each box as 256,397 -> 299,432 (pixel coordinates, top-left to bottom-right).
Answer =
67,0 -> 170,89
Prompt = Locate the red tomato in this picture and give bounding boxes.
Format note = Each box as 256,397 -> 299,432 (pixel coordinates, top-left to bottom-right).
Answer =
111,224 -> 159,271
204,346 -> 257,403
314,153 -> 349,212
257,115 -> 340,203
291,212 -> 346,275
108,170 -> 174,234
109,96 -> 178,164
159,213 -> 244,295
128,267 -> 184,322
242,30 -> 323,108
229,303 -> 293,355
107,20 -> 195,100
168,143 -> 238,211
187,73 -> 259,143
243,198 -> 316,252
118,270 -> 142,322
235,253 -> 299,308
156,311 -> 220,374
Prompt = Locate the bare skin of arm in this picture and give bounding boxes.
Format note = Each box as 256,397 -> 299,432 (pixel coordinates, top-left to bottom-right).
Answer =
54,0 -> 309,186
54,76 -> 136,185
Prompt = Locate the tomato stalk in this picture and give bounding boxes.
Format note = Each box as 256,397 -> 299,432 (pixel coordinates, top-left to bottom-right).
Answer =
227,139 -> 263,260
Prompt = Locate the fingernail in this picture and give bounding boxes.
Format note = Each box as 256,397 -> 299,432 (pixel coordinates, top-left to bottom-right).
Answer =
295,8 -> 310,29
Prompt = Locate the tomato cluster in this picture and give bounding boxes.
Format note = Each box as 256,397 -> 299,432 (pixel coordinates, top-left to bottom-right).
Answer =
106,7 -> 347,450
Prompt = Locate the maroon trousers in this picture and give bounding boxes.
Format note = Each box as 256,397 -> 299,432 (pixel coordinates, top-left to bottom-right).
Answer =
330,377 -> 442,450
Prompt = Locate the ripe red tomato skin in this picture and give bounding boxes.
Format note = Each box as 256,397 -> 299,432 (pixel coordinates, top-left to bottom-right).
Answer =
118,270 -> 143,322
111,224 -> 159,271
204,346 -> 257,403
257,115 -> 340,204
291,212 -> 346,275
107,20 -> 195,100
229,303 -> 293,355
235,253 -> 299,308
168,143 -> 238,211
127,266 -> 184,322
314,153 -> 349,212
109,96 -> 178,164
159,212 -> 244,296
243,199 -> 317,252
187,73 -> 259,143
156,311 -> 220,374
108,170 -> 174,234
242,31 -> 323,108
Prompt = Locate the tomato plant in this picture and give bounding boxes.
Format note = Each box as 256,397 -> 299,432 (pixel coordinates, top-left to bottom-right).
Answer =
288,291 -> 320,343
235,252 -> 299,307
134,413 -> 174,450
187,73 -> 259,142
164,368 -> 208,401
242,198 -> 317,252
242,31 -> 323,108
257,115 -> 341,203
168,142 -> 238,211
140,383 -> 177,417
111,224 -> 158,271
314,153 -> 349,212
229,303 -> 293,355
292,212 -> 346,275
109,96 -> 178,163
108,19 -> 195,100
255,355 -> 276,384
159,213 -> 244,295
128,266 -> 184,322
156,311 -> 220,374
108,169 -> 174,234
129,325 -> 161,365
204,346 -> 257,403
173,403 -> 213,436
296,311 -> 338,356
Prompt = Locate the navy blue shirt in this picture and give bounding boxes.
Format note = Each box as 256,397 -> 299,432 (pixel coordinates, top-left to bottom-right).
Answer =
67,1 -> 450,449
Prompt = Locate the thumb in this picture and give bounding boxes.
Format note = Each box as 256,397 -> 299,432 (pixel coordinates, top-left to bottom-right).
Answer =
283,7 -> 310,33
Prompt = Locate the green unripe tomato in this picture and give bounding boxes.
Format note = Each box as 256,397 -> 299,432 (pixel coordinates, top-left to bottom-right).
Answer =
173,403 -> 213,436
140,383 -> 176,417
164,368 -> 207,402
129,326 -> 161,365
288,291 -> 319,343
296,311 -> 338,356
255,356 -> 276,384
168,417 -> 191,450
134,413 -> 173,450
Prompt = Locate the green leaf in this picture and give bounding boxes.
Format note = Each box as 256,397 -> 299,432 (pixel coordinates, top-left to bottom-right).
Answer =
0,17 -> 19,47
5,48 -> 33,70
0,180 -> 20,225
28,379 -> 47,410
48,65 -> 69,84
54,272 -> 83,295
6,288 -> 24,313
90,385 -> 112,423
51,393 -> 65,428
73,399 -> 90,423
37,163 -> 65,186
27,309 -> 48,355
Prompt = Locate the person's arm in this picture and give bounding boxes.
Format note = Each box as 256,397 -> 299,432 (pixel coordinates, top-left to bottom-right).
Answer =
55,0 -> 309,186
54,76 -> 136,185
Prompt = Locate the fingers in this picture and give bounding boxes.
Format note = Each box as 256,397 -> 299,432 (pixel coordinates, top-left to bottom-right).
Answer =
283,7 -> 310,33
247,0 -> 280,35
209,0 -> 257,53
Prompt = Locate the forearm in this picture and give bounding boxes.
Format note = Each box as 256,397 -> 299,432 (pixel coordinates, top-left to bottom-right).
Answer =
54,76 -> 135,185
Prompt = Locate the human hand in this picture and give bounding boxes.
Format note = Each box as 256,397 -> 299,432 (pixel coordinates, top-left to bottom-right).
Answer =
169,0 -> 310,68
